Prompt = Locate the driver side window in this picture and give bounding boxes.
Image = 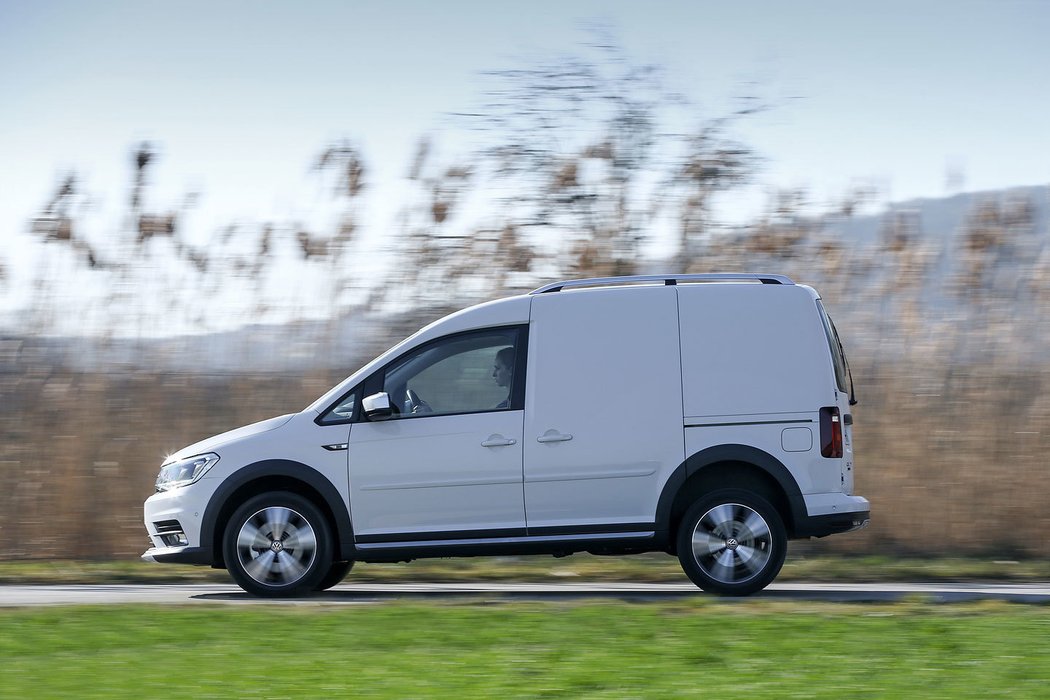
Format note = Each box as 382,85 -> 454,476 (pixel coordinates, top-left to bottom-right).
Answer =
382,328 -> 522,419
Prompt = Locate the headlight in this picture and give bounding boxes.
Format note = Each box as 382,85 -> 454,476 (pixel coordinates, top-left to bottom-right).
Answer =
155,453 -> 219,492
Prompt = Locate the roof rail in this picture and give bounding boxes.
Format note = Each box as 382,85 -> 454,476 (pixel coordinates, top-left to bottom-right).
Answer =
529,273 -> 795,295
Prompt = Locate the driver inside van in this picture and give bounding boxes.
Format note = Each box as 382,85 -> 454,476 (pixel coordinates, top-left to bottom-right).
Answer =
492,347 -> 514,409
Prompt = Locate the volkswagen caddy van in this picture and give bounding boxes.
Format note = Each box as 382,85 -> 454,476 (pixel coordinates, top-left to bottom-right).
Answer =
143,274 -> 869,596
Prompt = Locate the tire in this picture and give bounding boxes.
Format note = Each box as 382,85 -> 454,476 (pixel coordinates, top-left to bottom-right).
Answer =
223,491 -> 333,597
314,560 -> 355,591
676,489 -> 786,596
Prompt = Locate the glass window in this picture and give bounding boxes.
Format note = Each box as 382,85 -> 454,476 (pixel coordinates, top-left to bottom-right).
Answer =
318,390 -> 357,424
816,301 -> 848,393
383,328 -> 520,418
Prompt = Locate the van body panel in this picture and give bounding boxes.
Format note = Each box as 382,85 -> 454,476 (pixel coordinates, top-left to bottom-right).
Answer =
684,421 -> 837,495
678,284 -> 836,418
347,410 -> 526,537
523,286 -> 685,528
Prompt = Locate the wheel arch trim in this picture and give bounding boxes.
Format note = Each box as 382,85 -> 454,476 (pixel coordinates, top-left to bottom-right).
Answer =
655,444 -> 807,536
201,459 -> 355,565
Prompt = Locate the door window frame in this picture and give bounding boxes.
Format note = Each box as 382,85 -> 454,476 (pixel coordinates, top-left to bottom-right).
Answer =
357,324 -> 529,422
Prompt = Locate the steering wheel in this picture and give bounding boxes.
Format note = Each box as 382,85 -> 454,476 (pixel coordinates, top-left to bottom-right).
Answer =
406,388 -> 433,415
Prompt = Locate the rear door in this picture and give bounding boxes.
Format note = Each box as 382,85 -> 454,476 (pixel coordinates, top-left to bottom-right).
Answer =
523,286 -> 685,531
817,302 -> 856,494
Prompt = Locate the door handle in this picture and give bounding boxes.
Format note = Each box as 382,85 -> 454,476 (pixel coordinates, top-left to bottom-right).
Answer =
481,435 -> 517,447
536,430 -> 573,443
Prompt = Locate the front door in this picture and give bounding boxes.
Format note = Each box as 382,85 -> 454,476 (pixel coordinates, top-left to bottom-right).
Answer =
348,327 -> 527,541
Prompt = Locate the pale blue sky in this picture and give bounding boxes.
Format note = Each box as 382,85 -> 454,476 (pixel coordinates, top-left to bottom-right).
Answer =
2,0 -> 1049,250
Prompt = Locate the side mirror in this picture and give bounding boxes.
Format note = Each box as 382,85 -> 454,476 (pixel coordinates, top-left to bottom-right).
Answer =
362,392 -> 395,421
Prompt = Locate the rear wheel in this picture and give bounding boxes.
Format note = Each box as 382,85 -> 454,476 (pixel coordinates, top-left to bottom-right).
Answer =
676,489 -> 786,596
223,491 -> 333,597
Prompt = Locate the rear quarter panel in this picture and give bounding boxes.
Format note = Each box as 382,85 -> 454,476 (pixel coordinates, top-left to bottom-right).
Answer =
684,417 -> 838,495
677,284 -> 837,418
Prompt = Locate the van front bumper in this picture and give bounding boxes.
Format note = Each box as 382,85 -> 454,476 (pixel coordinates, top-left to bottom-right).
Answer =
141,545 -> 212,565
143,478 -> 218,565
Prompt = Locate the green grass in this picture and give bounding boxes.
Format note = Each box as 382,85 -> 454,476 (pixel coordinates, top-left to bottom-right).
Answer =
2,554 -> 1050,585
2,601 -> 1050,698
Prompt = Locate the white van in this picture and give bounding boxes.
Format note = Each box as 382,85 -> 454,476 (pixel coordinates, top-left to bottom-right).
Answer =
143,274 -> 869,596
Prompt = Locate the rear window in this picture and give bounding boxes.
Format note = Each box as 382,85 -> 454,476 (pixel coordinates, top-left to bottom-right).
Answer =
816,301 -> 848,393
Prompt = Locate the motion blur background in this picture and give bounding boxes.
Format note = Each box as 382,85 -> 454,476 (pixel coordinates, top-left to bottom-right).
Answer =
2,1 -> 1049,561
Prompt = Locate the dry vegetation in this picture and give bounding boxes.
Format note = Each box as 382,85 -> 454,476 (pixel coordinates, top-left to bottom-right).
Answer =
3,187 -> 1048,561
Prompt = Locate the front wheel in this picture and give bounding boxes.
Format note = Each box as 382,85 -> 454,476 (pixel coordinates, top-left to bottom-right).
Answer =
676,489 -> 786,596
223,491 -> 333,597
314,560 -> 355,591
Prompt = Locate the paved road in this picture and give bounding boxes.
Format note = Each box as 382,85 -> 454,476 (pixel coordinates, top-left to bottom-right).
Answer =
3,581 -> 1050,606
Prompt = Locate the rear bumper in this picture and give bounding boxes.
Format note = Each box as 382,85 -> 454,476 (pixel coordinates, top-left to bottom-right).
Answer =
793,511 -> 870,538
793,493 -> 870,538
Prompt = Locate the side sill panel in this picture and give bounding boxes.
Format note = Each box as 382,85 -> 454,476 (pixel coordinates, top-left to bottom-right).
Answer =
357,531 -> 655,550
354,531 -> 669,563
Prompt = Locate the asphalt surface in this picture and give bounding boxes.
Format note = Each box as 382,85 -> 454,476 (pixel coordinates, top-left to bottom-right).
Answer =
3,581 -> 1050,606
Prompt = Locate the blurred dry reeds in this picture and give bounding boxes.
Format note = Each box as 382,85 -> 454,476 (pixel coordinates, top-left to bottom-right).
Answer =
2,181 -> 1049,560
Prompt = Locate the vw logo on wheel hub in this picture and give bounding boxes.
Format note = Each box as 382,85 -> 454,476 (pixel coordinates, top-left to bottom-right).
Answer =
270,540 -> 285,553
725,537 -> 739,551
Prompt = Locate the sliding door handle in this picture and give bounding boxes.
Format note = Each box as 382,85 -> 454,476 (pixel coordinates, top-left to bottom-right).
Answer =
536,430 -> 573,443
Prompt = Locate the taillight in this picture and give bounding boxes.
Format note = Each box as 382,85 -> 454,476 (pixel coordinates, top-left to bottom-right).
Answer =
820,406 -> 843,458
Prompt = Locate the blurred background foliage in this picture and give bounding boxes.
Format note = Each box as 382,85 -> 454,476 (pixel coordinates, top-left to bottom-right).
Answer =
2,42 -> 1048,561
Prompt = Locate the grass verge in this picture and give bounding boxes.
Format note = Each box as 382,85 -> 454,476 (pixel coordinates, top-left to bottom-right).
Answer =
2,601 -> 1049,698
2,554 -> 1049,585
